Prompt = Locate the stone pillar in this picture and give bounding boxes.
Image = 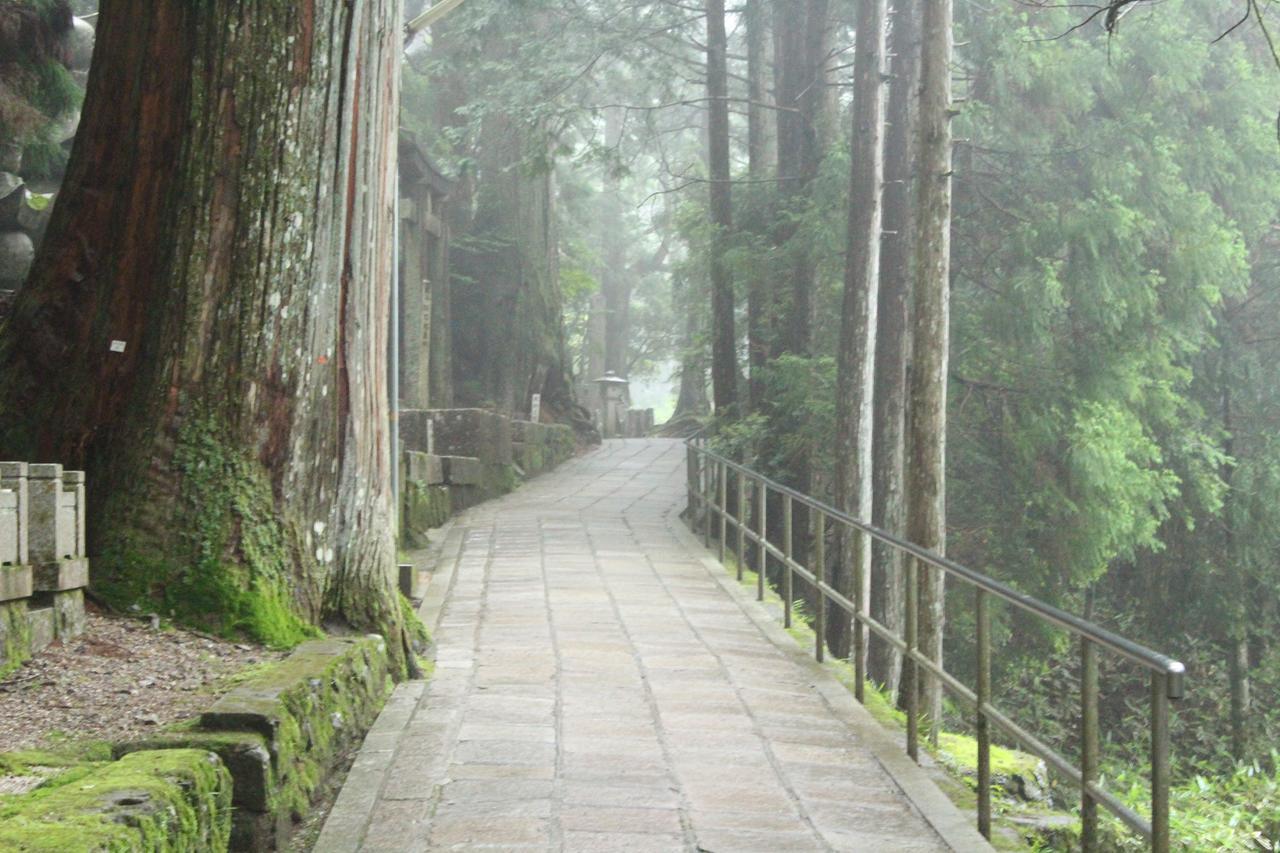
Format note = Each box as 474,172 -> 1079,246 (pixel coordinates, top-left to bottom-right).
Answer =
27,463 -> 62,565
0,462 -> 30,567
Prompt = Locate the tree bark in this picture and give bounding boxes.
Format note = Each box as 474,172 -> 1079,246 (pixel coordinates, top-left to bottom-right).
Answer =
907,0 -> 954,733
831,0 -> 888,663
1219,325 -> 1251,761
672,269 -> 709,420
706,0 -> 737,415
602,109 -> 630,378
746,0 -> 769,414
0,0 -> 410,667
773,0 -> 830,359
870,0 -> 920,701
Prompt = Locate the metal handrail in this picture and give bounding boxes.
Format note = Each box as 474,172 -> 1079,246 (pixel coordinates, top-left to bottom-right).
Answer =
684,433 -> 1183,851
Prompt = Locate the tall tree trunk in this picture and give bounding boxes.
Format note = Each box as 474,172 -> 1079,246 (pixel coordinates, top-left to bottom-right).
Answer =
746,0 -> 769,414
773,0 -> 830,359
831,0 -> 888,663
0,0 -> 411,668
772,0 -> 829,582
672,269 -> 709,420
907,0 -> 954,734
870,0 -> 921,701
1219,326 -> 1251,761
602,109 -> 630,378
706,0 -> 737,415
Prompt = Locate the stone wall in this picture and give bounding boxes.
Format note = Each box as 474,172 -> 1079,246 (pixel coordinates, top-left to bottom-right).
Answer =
399,409 -> 576,546
0,462 -> 89,678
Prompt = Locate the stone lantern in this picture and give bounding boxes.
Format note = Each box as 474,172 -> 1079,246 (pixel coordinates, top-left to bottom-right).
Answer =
593,372 -> 630,439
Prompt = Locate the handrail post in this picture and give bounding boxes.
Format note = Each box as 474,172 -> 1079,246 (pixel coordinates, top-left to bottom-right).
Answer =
1081,637 -> 1099,851
814,513 -> 826,663
853,527 -> 866,703
756,479 -> 767,601
783,496 -> 793,629
718,461 -> 727,563
686,445 -> 695,523
701,453 -> 710,549
976,589 -> 992,840
1152,671 -> 1171,853
906,554 -> 919,762
736,470 -> 747,580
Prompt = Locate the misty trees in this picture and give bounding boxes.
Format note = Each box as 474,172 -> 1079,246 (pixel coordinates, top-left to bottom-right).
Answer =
869,0 -> 921,700
0,0 -> 411,664
705,0 -> 738,415
831,0 -> 888,665
907,0 -> 955,733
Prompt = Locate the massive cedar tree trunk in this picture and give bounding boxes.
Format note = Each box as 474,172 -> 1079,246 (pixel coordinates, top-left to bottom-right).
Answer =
831,0 -> 888,663
907,0 -> 954,732
0,0 -> 410,667
870,0 -> 921,701
706,0 -> 737,415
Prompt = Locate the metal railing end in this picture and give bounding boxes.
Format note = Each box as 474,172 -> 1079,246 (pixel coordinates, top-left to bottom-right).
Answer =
1166,660 -> 1186,699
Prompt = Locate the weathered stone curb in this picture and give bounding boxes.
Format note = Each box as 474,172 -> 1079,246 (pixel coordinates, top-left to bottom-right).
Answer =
0,749 -> 232,852
117,635 -> 393,851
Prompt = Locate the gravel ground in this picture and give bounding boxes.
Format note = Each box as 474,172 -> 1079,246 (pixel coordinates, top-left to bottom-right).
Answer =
0,606 -> 287,753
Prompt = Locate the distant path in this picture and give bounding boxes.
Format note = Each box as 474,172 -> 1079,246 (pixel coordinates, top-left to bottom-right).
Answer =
317,439 -> 987,852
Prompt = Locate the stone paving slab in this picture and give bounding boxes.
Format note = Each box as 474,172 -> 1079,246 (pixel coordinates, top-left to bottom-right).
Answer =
316,439 -> 992,853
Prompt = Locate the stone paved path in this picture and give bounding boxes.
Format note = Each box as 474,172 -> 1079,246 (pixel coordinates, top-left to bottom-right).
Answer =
317,439 -> 983,852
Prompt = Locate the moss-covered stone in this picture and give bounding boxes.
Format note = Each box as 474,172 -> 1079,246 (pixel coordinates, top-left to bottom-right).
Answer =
0,749 -> 232,852
402,480 -> 451,547
512,420 -> 575,476
0,598 -> 30,678
184,635 -> 393,850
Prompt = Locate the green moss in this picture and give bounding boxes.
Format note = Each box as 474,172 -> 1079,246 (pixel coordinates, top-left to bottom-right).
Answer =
0,600 -> 31,679
199,637 -> 393,824
400,593 -> 431,650
0,742 -> 113,775
95,417 -> 319,650
403,481 -> 451,546
481,462 -> 519,497
0,750 -> 232,852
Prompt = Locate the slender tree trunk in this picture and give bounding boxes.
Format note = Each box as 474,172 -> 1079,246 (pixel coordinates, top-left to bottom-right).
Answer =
831,0 -> 888,663
0,0 -> 410,667
870,0 -> 920,701
907,0 -> 954,734
672,269 -> 709,419
772,0 -> 829,583
746,0 -> 769,414
773,0 -> 829,359
1219,327 -> 1251,761
602,109 -> 630,378
706,0 -> 737,415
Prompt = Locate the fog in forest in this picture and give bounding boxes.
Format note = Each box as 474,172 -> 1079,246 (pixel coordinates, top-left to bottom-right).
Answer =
0,0 -> 1278,849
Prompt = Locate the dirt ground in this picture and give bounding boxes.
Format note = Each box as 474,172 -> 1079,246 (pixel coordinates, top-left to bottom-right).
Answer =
0,604 -> 287,754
